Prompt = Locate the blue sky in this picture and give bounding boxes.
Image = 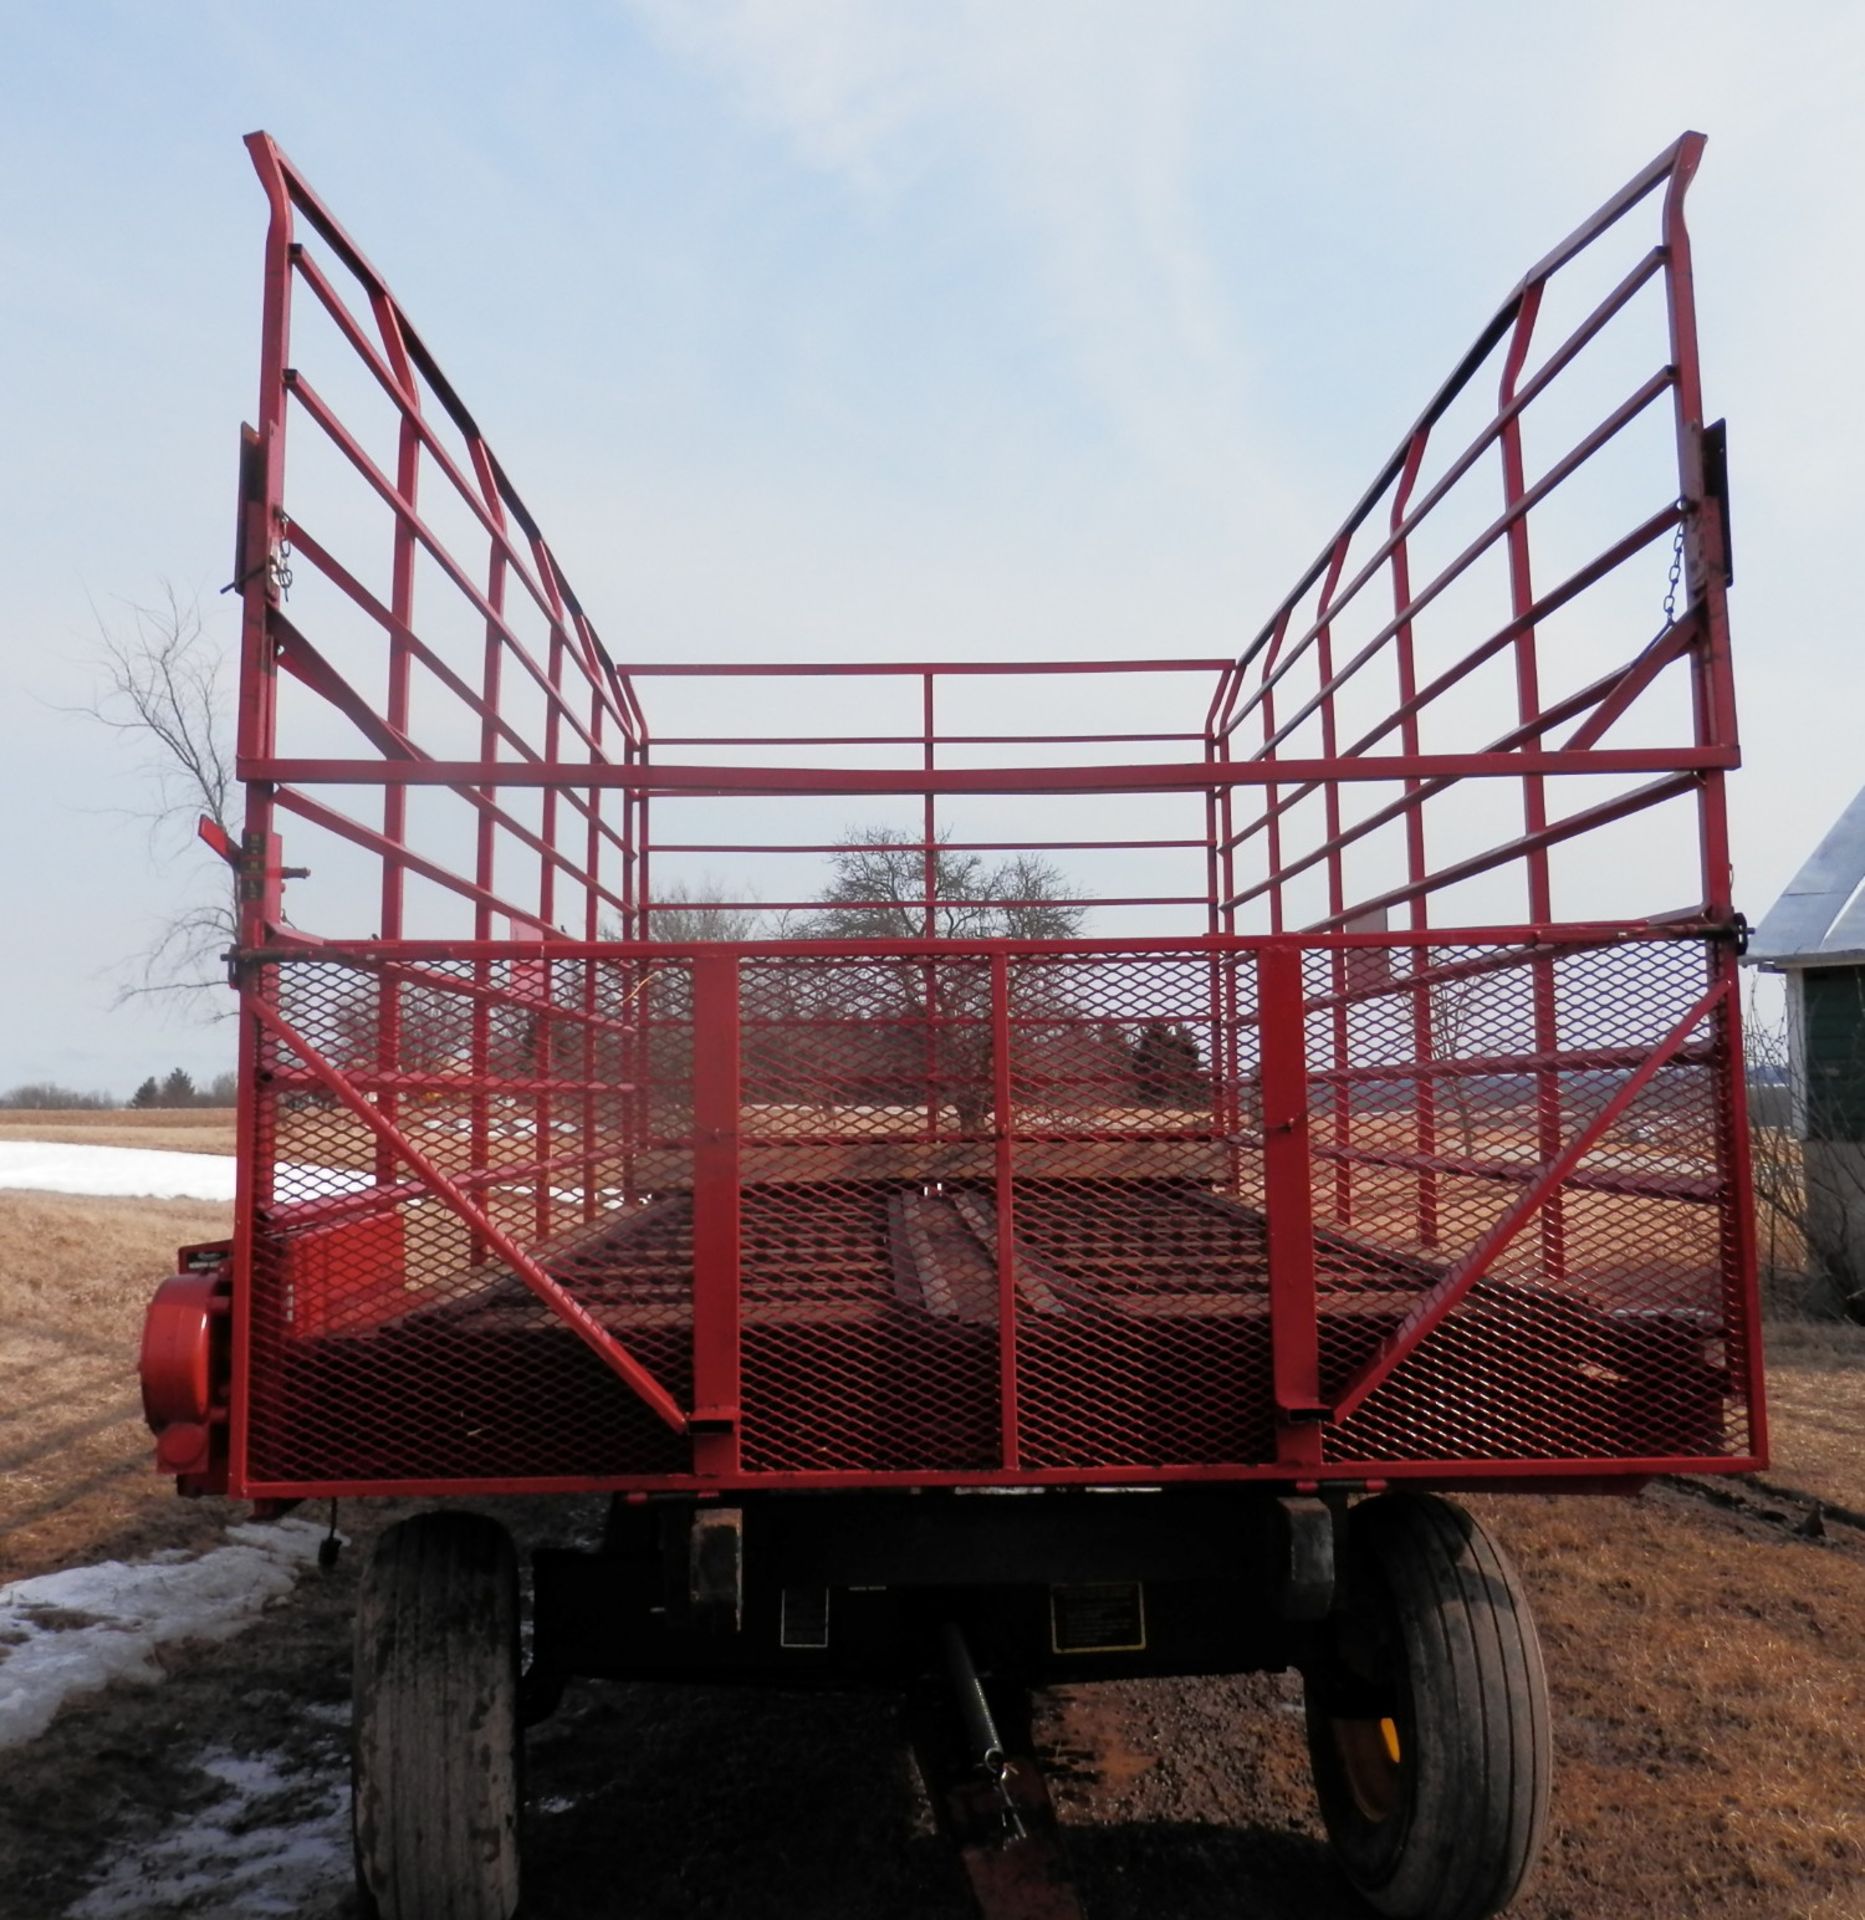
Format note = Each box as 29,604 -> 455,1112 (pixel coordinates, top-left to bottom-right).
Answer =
1,1 -> 1860,1091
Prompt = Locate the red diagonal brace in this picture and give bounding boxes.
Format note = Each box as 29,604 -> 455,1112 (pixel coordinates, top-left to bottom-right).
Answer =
245,995 -> 687,1432
1330,975 -> 1728,1423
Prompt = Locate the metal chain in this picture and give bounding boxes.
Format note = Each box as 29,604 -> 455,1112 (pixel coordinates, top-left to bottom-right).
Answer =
271,514 -> 294,602
1661,511 -> 1685,629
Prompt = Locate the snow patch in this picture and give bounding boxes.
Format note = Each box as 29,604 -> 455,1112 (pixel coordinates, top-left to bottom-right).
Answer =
0,1141 -> 372,1203
67,1748 -> 349,1919
0,1520 -> 328,1746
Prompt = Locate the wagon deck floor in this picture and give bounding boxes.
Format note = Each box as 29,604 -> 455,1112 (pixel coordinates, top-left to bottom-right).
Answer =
414,1177 -> 1436,1336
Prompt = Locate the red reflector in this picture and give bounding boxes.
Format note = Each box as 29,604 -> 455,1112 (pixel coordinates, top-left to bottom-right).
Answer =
140,1272 -> 221,1429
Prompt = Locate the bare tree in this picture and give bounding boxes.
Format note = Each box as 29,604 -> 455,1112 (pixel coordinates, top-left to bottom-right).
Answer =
1428,968 -> 1485,1160
643,880 -> 769,943
788,828 -> 1086,1131
796,827 -> 1083,941
68,586 -> 238,1011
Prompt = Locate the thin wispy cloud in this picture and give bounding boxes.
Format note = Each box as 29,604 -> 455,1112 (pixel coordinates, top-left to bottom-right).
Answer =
627,0 -> 1273,527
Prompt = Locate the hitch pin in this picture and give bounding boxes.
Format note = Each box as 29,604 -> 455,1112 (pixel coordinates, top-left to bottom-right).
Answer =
941,1621 -> 1026,1845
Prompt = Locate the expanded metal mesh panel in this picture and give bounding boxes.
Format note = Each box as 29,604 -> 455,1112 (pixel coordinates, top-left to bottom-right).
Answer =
1003,954 -> 1270,1467
245,954 -> 692,1482
237,935 -> 1753,1490
1301,939 -> 1754,1465
735,956 -> 1001,1473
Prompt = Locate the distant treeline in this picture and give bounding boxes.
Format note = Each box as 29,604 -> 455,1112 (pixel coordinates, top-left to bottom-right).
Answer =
0,1069 -> 237,1111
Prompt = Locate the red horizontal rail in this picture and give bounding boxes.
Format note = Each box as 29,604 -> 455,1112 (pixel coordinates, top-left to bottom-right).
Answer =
651,839 -> 1212,855
250,746 -> 1735,796
641,895 -> 1207,914
1294,934 -> 1655,1015
273,618 -> 630,920
265,1069 -> 636,1098
619,658 -> 1231,676
1307,1135 -> 1720,1203
1307,1040 -> 1717,1085
654,731 -> 1208,747
248,923 -> 1699,964
233,1455 -> 1757,1502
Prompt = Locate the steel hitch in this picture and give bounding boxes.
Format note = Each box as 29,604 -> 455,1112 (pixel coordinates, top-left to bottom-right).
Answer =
907,1623 -> 1084,1920
942,1621 -> 1024,1846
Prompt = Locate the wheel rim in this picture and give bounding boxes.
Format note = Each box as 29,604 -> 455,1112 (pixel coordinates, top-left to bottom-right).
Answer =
1331,1711 -> 1404,1823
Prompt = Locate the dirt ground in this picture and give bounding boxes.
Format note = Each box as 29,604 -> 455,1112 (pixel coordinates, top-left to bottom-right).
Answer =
1,1165 -> 1862,1919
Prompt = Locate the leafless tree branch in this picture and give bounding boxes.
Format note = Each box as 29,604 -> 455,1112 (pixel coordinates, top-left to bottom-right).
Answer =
61,585 -> 238,1013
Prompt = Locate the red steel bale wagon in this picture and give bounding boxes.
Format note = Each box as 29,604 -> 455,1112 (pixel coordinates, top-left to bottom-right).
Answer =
140,130 -> 1760,1920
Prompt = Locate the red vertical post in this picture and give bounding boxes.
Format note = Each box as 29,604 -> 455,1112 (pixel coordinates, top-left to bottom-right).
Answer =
372,294 -> 421,1191
638,779 -> 653,938
1259,945 -> 1323,1466
621,738 -> 638,940
621,736 -> 642,1205
468,441 -> 507,1267
923,672 -> 940,1142
990,952 -> 1020,1470
1661,135 -> 1736,919
690,951 -> 741,1476
229,138 -> 298,1494
637,765 -> 655,1185
1312,539 -> 1355,1229
1208,728 -> 1243,1194
1215,717 -> 1247,1194
535,624 -> 565,1243
1258,609 -> 1292,935
581,697 -> 603,1223
1387,431 -> 1440,1249
1660,140 -> 1758,1452
1204,735 -> 1226,1152
1498,286 -> 1567,1283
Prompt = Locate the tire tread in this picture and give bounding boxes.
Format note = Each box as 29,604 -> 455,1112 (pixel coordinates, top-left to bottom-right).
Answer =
353,1511 -> 522,1920
1307,1493 -> 1551,1920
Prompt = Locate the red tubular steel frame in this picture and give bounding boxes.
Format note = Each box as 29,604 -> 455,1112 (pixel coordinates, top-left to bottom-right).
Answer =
214,129 -> 1763,1501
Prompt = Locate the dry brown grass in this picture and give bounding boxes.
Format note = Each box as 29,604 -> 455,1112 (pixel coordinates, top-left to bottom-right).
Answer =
0,1107 -> 236,1156
0,1190 -> 233,1578
1762,1363 -> 1865,1516
1480,1487 -> 1865,1918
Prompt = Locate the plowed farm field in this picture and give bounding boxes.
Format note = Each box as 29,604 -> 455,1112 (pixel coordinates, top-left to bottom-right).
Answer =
0,1126 -> 1861,1920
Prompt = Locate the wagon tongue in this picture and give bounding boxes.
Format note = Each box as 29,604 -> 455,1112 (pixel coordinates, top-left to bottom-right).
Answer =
911,1622 -> 1085,1920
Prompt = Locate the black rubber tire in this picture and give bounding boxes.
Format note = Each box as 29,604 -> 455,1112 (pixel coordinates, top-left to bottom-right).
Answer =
353,1511 -> 523,1920
1304,1493 -> 1551,1920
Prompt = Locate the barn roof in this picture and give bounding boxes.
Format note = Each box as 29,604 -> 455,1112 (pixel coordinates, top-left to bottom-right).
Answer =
1750,781 -> 1865,968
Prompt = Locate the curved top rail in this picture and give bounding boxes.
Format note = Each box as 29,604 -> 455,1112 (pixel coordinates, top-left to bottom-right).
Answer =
244,130 -> 606,632
1223,131 -> 1706,700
